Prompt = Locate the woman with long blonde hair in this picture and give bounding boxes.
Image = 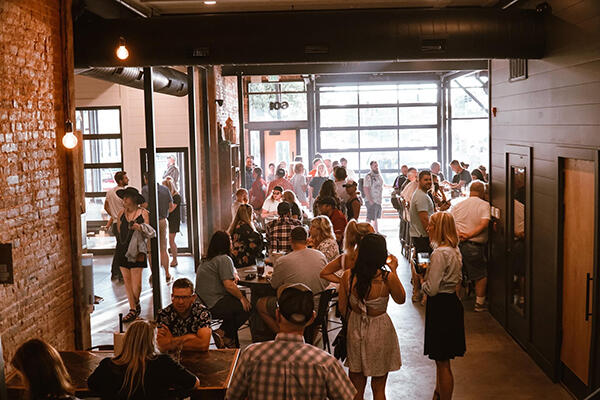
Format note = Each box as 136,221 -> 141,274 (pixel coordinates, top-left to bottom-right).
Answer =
320,220 -> 374,283
229,204 -> 263,268
308,215 -> 339,262
88,320 -> 199,399
11,339 -> 78,400
421,211 -> 465,400
163,178 -> 181,267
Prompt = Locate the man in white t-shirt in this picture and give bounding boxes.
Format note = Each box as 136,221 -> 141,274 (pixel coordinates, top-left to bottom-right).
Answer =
261,186 -> 284,222
104,171 -> 129,281
451,180 -> 491,312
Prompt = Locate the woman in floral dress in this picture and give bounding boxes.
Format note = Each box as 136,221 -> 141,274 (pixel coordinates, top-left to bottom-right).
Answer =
229,204 -> 264,268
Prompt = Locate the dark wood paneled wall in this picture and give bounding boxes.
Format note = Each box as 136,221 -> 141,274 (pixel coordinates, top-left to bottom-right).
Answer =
489,0 -> 600,380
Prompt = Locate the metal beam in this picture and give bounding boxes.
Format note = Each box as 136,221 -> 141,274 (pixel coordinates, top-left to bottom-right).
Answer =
454,80 -> 489,113
74,8 -> 545,67
200,67 -> 213,235
237,73 -> 246,188
222,60 -> 489,76
143,67 -> 162,315
187,66 -> 201,267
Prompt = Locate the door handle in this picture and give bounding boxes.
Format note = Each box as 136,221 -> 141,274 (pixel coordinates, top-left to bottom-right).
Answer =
586,273 -> 593,321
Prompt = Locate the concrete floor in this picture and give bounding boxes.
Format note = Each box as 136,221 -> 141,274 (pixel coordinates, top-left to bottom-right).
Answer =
89,219 -> 572,399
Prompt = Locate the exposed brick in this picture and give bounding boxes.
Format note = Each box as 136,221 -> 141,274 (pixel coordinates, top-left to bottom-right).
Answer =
0,0 -> 75,369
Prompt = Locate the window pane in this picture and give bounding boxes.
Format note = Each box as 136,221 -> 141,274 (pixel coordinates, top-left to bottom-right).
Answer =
320,130 -> 358,149
319,91 -> 358,106
249,93 -> 307,122
360,107 -> 397,127
451,87 -> 488,118
248,81 -> 305,93
319,152 -> 359,171
451,119 -> 489,171
398,106 -> 437,125
398,84 -> 438,103
85,197 -> 109,221
399,150 -> 438,169
76,108 -> 121,135
360,129 -> 398,148
320,108 -> 358,128
360,151 -> 398,171
399,128 -> 437,147
359,85 -> 398,105
279,82 -> 306,92
250,130 -> 262,168
300,129 -> 309,164
84,168 -> 121,193
83,139 -> 122,164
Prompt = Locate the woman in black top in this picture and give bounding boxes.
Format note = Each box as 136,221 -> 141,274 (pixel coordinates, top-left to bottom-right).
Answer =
114,187 -> 151,322
11,339 -> 80,400
163,178 -> 181,267
88,320 -> 199,399
312,179 -> 341,217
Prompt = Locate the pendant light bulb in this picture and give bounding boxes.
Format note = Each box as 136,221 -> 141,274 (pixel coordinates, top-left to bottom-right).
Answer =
116,37 -> 129,60
62,120 -> 78,149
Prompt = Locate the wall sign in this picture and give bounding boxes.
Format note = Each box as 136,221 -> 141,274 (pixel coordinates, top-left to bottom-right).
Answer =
269,101 -> 289,110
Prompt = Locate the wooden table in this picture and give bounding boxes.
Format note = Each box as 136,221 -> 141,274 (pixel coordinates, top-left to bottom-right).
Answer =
237,265 -> 277,342
6,349 -> 239,400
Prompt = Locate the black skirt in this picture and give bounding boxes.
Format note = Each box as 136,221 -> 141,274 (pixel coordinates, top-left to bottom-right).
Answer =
424,292 -> 466,361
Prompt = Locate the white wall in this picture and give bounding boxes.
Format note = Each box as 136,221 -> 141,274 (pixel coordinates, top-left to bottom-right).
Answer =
74,75 -> 190,189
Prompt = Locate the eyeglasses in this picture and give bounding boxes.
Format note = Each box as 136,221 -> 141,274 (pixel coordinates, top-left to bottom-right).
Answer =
172,294 -> 194,301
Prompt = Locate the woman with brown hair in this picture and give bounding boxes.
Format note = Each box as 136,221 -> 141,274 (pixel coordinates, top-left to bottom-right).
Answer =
308,215 -> 339,262
11,339 -> 78,400
312,179 -> 341,216
229,204 -> 264,268
422,211 -> 466,400
88,320 -> 200,399
320,220 -> 374,283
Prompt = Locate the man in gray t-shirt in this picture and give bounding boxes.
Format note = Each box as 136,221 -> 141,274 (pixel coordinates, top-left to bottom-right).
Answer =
142,172 -> 174,281
408,171 -> 435,302
257,227 -> 328,335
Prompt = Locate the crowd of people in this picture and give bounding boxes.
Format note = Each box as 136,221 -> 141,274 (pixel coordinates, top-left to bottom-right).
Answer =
10,153 -> 492,400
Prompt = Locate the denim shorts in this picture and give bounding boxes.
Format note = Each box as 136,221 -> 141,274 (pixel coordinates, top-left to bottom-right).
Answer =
459,241 -> 488,282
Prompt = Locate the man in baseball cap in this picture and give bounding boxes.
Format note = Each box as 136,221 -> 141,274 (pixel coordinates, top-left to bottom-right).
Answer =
227,283 -> 356,400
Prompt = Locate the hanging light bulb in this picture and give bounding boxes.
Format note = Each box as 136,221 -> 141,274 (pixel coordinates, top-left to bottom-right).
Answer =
62,120 -> 78,149
116,37 -> 129,60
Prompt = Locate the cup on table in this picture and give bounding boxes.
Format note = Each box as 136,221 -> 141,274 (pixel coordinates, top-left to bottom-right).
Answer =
256,258 -> 265,277
113,332 -> 125,355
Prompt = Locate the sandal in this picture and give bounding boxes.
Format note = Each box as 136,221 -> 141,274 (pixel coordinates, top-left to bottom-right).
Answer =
122,309 -> 139,323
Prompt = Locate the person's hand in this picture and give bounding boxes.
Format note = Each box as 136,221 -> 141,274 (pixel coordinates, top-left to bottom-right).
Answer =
157,324 -> 174,345
240,297 -> 252,312
439,201 -> 450,211
233,273 -> 240,284
458,231 -> 469,241
131,223 -> 142,231
386,254 -> 399,272
104,223 -> 112,231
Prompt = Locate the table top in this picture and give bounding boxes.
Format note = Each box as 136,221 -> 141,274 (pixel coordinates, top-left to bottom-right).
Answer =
237,265 -> 274,288
6,349 -> 239,392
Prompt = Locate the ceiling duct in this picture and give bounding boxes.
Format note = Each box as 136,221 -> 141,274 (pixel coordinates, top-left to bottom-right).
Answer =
74,8 -> 545,67
76,67 -> 188,96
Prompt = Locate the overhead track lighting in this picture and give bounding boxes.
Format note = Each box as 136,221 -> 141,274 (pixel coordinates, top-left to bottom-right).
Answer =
116,37 -> 129,60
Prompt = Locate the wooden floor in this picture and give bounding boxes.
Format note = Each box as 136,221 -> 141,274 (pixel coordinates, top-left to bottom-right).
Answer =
90,218 -> 573,399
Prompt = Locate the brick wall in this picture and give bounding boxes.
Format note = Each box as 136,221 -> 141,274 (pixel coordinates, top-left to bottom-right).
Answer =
0,0 -> 76,366
214,66 -> 239,140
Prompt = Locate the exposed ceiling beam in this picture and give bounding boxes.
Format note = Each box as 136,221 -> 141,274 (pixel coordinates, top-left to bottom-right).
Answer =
221,60 -> 489,76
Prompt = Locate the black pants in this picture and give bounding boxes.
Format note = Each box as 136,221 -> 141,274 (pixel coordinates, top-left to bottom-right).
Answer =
210,295 -> 250,340
110,222 -> 123,279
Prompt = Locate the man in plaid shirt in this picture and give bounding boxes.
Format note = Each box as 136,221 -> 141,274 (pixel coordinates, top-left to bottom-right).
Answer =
265,202 -> 303,254
226,283 -> 356,400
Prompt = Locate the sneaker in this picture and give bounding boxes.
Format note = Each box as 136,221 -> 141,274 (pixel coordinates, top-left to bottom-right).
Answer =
474,302 -> 488,312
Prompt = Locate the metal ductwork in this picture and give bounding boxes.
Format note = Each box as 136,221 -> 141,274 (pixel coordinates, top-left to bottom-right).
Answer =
74,7 -> 545,67
75,67 -> 188,96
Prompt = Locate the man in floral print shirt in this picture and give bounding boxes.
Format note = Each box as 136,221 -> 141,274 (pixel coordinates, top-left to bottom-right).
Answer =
156,278 -> 212,352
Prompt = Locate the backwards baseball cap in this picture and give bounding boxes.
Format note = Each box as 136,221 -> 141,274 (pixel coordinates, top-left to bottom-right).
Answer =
277,283 -> 314,326
343,179 -> 357,187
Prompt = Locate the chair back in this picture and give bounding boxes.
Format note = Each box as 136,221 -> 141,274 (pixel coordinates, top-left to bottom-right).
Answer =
304,288 -> 336,344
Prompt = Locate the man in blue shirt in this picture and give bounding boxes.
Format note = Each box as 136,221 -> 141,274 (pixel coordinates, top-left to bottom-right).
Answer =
142,172 -> 174,282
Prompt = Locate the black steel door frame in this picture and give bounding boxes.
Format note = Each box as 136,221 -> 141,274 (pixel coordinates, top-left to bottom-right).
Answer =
140,147 -> 193,254
505,145 -> 532,349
